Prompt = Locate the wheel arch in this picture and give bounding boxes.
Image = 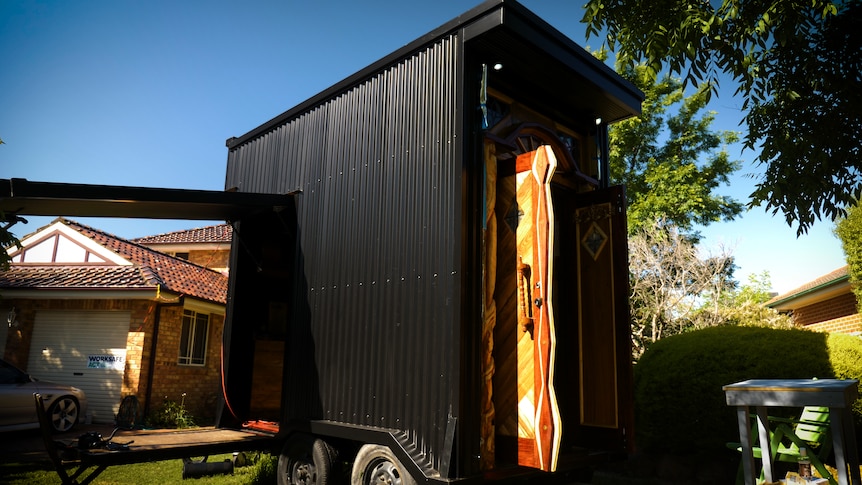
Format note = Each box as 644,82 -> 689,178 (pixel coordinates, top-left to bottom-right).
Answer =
289,421 -> 439,484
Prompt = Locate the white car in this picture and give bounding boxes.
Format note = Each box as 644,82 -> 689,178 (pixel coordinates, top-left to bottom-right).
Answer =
0,357 -> 88,433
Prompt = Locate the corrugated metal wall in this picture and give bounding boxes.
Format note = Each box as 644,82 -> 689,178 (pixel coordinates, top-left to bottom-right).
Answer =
226,35 -> 463,471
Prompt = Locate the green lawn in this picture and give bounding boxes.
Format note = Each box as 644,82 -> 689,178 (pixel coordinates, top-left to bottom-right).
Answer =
0,453 -> 276,485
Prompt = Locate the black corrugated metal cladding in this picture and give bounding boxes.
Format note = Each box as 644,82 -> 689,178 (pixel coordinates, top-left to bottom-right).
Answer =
226,35 -> 462,473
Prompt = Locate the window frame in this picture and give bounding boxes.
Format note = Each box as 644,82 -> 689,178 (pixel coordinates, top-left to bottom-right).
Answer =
178,309 -> 209,366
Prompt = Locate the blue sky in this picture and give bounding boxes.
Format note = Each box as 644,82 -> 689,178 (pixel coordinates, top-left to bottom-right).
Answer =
0,0 -> 846,295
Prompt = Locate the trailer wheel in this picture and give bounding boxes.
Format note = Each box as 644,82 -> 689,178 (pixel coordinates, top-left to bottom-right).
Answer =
350,444 -> 416,485
277,434 -> 337,485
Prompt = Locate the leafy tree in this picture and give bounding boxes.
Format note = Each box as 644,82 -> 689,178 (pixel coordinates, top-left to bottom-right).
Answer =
607,61 -> 743,236
627,219 -> 736,358
0,138 -> 21,270
0,219 -> 20,270
600,57 -> 748,357
629,218 -> 791,358
584,0 -> 862,234
835,203 -> 862,312
694,271 -> 792,329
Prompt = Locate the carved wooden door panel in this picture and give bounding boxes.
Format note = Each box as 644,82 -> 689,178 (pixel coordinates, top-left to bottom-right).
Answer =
513,146 -> 561,472
555,184 -> 633,452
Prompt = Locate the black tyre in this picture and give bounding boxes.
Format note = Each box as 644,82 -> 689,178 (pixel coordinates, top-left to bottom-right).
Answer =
47,396 -> 79,433
116,395 -> 139,429
182,456 -> 208,464
350,444 -> 416,485
277,434 -> 338,485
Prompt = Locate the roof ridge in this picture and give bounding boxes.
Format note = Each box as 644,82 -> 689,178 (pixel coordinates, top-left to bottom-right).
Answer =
61,218 -> 221,274
132,223 -> 233,244
766,265 -> 849,305
52,219 -> 228,304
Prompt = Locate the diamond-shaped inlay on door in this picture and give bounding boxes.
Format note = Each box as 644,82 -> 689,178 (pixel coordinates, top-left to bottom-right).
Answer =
581,222 -> 608,259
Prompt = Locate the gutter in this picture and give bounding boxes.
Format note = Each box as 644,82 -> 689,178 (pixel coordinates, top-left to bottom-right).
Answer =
143,293 -> 185,418
766,274 -> 851,309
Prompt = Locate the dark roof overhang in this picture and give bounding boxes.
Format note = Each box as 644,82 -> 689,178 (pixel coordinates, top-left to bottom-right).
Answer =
0,178 -> 293,222
463,1 -> 643,131
227,0 -> 643,149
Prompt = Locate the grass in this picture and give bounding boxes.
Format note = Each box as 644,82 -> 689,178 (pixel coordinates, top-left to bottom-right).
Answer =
0,453 -> 277,485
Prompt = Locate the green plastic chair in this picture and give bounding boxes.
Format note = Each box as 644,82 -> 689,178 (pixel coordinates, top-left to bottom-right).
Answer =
728,406 -> 835,485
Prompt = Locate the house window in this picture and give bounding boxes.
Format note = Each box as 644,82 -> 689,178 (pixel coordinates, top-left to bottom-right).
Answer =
173,252 -> 190,260
178,310 -> 209,366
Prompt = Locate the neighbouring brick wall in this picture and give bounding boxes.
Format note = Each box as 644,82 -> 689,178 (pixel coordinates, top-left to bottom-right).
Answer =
187,249 -> 230,272
148,306 -> 224,422
2,300 -> 36,369
793,292 -> 858,327
806,313 -> 862,334
123,302 -> 157,403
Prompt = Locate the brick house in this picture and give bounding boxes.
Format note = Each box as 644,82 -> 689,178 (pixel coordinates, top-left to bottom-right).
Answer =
0,218 -> 229,424
766,266 -> 862,334
134,224 -> 232,276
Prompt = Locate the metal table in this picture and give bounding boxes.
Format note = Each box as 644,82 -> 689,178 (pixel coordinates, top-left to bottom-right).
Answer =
724,379 -> 860,485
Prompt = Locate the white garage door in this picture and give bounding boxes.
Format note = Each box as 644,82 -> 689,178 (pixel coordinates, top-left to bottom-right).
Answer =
28,311 -> 130,424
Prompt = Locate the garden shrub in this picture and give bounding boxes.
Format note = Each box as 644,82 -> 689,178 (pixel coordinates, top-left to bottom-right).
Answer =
827,332 -> 862,420
634,326 -> 862,454
146,395 -> 197,429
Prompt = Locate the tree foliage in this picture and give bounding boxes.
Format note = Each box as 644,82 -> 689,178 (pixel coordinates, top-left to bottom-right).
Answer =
584,0 -> 862,234
0,218 -> 20,270
835,203 -> 862,313
627,220 -> 790,358
0,139 -> 20,270
627,219 -> 737,358
694,271 -> 792,329
606,61 -> 743,235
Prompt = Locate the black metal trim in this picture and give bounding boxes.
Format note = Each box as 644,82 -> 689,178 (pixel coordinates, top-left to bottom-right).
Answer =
0,178 -> 293,221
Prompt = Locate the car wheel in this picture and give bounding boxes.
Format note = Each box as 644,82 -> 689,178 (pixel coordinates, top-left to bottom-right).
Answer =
48,396 -> 80,433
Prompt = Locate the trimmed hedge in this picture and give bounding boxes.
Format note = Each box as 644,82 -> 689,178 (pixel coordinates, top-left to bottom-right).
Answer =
634,326 -> 862,453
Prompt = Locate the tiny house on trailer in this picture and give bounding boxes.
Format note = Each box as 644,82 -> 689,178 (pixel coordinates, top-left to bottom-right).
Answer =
0,1 -> 642,483
221,0 -> 643,483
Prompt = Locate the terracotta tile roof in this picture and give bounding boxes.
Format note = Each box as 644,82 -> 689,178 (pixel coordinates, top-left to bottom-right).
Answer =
0,265 -> 159,289
766,265 -> 849,306
1,218 -> 228,304
133,224 -> 233,244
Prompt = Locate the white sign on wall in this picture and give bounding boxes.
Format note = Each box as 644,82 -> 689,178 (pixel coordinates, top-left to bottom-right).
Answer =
87,353 -> 126,370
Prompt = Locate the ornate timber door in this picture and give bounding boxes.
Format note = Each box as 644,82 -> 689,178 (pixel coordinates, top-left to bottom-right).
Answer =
556,184 -> 633,452
486,138 -> 632,471
512,146 -> 562,472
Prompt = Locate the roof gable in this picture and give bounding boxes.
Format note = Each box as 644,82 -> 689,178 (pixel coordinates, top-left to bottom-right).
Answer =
10,219 -> 130,265
2,218 -> 228,304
